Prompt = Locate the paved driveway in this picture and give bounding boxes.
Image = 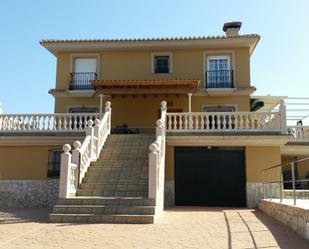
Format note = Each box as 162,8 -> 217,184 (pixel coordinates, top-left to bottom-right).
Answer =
0,207 -> 307,249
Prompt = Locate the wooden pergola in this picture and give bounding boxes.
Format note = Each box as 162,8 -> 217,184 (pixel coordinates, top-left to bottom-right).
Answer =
92,79 -> 200,95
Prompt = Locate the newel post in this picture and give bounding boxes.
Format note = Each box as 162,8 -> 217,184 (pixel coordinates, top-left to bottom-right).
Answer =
72,141 -> 81,185
93,119 -> 101,158
279,100 -> 287,134
59,144 -> 72,198
105,101 -> 112,134
86,119 -> 95,160
161,101 -> 167,112
149,142 -> 159,200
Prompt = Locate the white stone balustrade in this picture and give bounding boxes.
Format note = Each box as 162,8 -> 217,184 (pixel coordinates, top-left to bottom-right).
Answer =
59,102 -> 111,198
0,113 -> 101,132
166,111 -> 282,132
288,126 -> 309,141
149,101 -> 167,215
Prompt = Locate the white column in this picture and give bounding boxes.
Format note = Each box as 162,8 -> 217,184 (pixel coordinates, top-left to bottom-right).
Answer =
59,144 -> 72,198
279,99 -> 287,134
187,92 -> 192,113
99,94 -> 104,115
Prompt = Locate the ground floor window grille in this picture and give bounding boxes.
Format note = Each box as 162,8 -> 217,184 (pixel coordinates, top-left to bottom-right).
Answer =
47,149 -> 62,178
203,105 -> 236,129
68,106 -> 99,129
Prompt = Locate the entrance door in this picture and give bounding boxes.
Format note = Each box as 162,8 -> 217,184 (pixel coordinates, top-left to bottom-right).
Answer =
174,147 -> 246,207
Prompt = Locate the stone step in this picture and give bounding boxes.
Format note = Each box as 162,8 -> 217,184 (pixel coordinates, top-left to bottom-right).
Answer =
88,163 -> 148,168
104,140 -> 153,144
86,168 -> 148,173
49,214 -> 154,224
57,197 -> 155,206
80,183 -> 148,191
82,179 -> 147,185
84,172 -> 147,178
82,177 -> 147,183
82,176 -> 148,182
99,154 -> 148,160
76,189 -> 147,197
53,205 -> 155,215
87,168 -> 147,173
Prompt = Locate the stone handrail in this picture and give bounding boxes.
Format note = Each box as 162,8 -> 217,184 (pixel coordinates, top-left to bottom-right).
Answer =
166,111 -> 282,132
0,113 -> 101,132
288,126 -> 309,141
149,101 -> 167,214
59,102 -> 111,198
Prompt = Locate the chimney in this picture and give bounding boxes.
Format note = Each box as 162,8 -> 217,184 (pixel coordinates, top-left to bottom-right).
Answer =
223,21 -> 242,36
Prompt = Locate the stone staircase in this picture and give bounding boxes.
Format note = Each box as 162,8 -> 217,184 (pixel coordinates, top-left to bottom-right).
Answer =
50,134 -> 156,224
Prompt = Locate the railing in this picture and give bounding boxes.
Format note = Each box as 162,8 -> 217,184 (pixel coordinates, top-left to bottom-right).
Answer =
0,113 -> 101,132
149,101 -> 167,214
262,156 -> 309,205
59,102 -> 111,198
69,72 -> 97,90
166,111 -> 282,132
205,70 -> 234,88
288,126 -> 309,141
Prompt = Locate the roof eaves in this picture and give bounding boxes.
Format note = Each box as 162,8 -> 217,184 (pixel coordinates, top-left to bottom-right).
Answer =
39,34 -> 260,44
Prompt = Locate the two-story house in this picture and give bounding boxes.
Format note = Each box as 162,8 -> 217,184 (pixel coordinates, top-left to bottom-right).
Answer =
0,22 -> 308,223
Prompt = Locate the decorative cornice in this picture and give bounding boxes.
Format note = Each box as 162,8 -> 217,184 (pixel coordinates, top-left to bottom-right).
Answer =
48,89 -> 96,98
194,86 -> 256,96
167,135 -> 290,147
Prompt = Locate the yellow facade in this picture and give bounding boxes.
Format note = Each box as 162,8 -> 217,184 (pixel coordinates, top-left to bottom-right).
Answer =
0,146 -> 61,180
53,47 -> 252,122
55,48 -> 251,90
245,146 -> 281,182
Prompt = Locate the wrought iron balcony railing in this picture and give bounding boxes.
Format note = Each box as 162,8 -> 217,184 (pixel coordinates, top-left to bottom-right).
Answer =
205,70 -> 234,88
69,72 -> 97,90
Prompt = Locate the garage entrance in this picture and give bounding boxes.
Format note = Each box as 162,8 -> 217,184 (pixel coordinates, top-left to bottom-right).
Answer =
174,147 -> 246,207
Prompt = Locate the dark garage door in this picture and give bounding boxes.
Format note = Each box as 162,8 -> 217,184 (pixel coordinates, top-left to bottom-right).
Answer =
175,147 -> 246,207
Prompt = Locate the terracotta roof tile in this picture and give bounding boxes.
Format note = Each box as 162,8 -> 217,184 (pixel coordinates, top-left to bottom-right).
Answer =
40,34 -> 259,44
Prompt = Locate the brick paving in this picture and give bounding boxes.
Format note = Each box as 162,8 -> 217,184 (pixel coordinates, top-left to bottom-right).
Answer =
0,207 -> 308,249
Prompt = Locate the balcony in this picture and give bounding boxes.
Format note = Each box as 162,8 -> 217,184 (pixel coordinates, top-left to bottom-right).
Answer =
205,70 -> 234,88
288,126 -> 309,142
166,111 -> 282,133
0,113 -> 101,132
69,72 -> 97,90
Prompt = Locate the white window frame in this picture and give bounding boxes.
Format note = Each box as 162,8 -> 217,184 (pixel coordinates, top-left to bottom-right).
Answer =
151,52 -> 173,74
203,50 -> 235,88
70,53 -> 100,75
206,55 -> 231,71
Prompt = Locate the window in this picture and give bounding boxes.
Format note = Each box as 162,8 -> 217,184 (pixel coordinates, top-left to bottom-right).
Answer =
206,56 -> 233,88
151,53 -> 172,74
204,105 -> 236,129
68,106 -> 99,129
70,57 -> 98,90
47,149 -> 62,178
154,56 -> 170,73
69,107 -> 98,113
204,105 -> 236,112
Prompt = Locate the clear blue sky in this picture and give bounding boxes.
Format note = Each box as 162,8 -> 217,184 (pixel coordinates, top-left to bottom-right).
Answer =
0,0 -> 308,114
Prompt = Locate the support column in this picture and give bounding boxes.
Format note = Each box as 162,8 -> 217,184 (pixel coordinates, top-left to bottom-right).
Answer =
279,99 -> 287,134
187,92 -> 192,113
99,94 -> 104,114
